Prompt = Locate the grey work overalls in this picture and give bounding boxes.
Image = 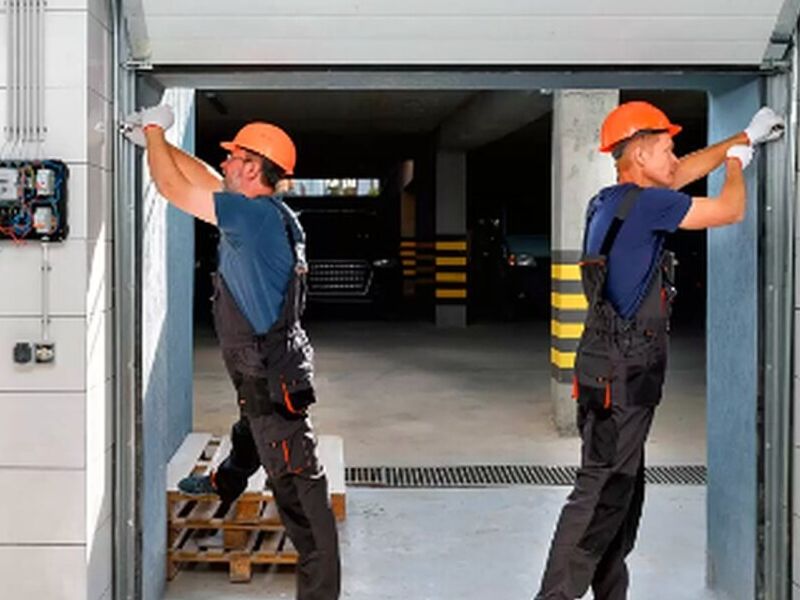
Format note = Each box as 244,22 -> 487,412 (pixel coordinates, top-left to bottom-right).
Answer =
211,198 -> 341,600
536,187 -> 676,600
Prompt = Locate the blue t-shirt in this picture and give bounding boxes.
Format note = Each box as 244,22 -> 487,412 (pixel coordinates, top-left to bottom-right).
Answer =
214,192 -> 300,334
583,183 -> 691,319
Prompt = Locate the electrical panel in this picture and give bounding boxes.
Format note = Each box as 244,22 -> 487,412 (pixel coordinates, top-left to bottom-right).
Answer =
0,160 -> 68,241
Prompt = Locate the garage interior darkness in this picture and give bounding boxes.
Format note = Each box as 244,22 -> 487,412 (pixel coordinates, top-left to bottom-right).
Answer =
192,89 -> 707,327
188,87 -> 710,461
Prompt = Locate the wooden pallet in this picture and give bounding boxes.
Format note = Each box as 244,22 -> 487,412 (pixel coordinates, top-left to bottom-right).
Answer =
167,433 -> 346,522
169,527 -> 299,582
166,432 -> 345,582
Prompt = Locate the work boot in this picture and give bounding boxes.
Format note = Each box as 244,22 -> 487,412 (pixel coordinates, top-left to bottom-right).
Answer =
178,472 -> 217,496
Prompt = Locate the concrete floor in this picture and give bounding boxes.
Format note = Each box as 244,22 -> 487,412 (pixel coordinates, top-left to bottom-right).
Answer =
193,319 -> 707,466
172,319 -> 712,600
164,486 -> 715,600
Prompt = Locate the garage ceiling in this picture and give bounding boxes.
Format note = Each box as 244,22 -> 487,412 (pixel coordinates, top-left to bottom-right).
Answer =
130,0 -> 792,66
197,90 -> 476,136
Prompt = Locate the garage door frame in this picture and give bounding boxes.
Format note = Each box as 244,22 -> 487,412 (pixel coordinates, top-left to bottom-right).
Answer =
113,64 -> 794,600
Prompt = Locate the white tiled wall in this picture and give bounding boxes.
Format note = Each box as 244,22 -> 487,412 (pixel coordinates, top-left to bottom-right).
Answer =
0,393 -> 85,467
0,242 -> 88,316
0,317 -> 87,391
0,3 -> 114,599
0,547 -> 87,599
0,469 -> 86,543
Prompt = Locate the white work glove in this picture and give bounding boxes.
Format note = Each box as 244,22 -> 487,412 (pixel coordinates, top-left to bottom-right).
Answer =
727,145 -> 754,169
119,104 -> 174,146
744,107 -> 785,145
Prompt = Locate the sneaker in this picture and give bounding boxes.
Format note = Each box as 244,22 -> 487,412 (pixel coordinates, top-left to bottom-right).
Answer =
178,473 -> 217,496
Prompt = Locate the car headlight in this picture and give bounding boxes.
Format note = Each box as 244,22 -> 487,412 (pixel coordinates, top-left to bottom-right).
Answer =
372,258 -> 395,268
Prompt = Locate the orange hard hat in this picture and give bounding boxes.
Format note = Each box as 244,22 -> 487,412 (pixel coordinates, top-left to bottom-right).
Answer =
599,101 -> 682,153
220,122 -> 296,175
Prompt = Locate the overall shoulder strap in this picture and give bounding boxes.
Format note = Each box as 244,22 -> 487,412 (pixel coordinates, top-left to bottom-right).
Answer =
268,198 -> 308,268
598,186 -> 643,257
267,197 -> 308,322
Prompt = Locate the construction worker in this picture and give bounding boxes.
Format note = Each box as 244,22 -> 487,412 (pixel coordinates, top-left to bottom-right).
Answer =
534,101 -> 784,600
122,105 -> 341,600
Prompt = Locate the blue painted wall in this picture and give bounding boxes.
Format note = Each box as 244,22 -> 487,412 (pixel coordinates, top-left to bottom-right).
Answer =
706,78 -> 761,600
166,111 -> 196,454
140,89 -> 196,600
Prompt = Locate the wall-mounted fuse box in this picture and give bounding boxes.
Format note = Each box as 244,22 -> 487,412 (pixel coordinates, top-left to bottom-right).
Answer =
0,160 -> 68,241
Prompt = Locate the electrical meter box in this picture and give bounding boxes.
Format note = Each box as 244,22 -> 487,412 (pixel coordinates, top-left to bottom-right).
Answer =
0,160 -> 69,241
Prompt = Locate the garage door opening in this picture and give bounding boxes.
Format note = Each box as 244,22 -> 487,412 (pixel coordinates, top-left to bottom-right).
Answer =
136,86 -> 715,599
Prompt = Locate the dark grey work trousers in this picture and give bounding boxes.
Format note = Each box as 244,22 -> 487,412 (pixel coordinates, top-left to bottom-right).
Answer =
215,414 -> 341,600
535,390 -> 656,599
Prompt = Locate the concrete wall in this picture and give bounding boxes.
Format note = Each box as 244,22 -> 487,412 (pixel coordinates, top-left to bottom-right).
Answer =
0,1 -> 115,599
706,78 -> 761,600
140,88 -> 196,600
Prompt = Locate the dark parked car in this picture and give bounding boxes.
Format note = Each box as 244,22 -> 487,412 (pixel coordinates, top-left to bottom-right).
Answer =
291,204 -> 401,310
501,233 -> 551,319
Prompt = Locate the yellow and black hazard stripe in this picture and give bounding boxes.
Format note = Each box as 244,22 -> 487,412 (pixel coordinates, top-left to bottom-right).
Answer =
551,250 -> 587,383
400,238 -> 436,285
435,236 -> 468,304
400,239 -> 419,279
400,239 -> 436,289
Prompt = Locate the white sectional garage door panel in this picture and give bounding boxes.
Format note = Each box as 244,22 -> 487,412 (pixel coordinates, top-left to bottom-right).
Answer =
138,0 -> 785,66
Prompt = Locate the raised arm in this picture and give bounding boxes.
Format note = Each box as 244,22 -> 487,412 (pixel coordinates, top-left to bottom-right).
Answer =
672,132 -> 748,190
121,104 -> 223,192
673,106 -> 784,190
168,144 -> 223,193
679,146 -> 750,230
143,124 -> 218,225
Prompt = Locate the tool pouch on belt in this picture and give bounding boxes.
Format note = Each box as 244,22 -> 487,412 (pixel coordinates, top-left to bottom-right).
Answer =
212,271 -> 316,418
573,329 -> 614,413
264,322 -> 316,417
573,255 -> 616,421
572,309 -> 618,466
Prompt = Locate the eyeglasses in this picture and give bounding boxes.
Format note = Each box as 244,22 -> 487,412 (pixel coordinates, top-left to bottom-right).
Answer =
225,152 -> 254,164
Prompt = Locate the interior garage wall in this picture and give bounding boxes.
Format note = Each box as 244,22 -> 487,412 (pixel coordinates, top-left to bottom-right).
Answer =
140,86 -> 196,600
706,78 -> 761,600
0,1 -> 115,599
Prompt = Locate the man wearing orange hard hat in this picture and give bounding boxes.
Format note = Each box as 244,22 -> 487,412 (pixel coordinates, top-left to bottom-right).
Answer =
534,101 -> 784,600
122,106 -> 341,600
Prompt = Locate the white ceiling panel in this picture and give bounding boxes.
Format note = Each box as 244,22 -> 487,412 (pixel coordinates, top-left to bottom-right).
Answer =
134,0 -> 789,66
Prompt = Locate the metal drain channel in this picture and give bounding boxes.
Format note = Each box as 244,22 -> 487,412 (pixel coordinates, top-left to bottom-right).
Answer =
345,465 -> 706,488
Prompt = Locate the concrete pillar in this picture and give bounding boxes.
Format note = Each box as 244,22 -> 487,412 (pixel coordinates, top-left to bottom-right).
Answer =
399,160 -> 418,298
550,90 -> 618,434
435,150 -> 468,327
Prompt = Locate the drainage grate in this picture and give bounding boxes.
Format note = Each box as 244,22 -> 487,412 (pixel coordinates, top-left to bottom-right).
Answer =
345,465 -> 706,488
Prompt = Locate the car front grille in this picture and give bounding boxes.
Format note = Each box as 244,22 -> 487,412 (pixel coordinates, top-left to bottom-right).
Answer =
308,260 -> 372,297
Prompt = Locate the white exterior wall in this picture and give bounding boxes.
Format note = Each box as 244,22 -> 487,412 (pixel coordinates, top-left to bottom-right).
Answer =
0,1 -> 114,599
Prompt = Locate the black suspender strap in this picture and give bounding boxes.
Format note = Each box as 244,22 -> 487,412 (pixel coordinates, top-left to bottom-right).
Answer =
598,186 -> 643,257
268,197 -> 297,250
267,197 -> 308,322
